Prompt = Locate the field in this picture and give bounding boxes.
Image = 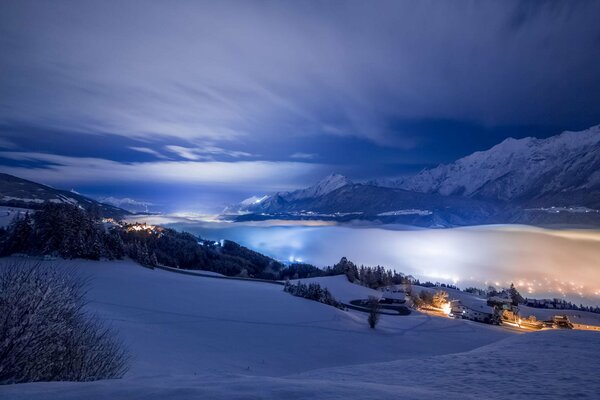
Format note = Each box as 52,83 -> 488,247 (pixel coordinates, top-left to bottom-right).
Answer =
1,258 -> 599,399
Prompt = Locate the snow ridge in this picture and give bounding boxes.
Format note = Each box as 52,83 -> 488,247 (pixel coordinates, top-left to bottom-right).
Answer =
377,125 -> 600,205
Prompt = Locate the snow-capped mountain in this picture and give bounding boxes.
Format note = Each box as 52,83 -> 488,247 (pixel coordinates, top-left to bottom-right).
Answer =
233,174 -> 353,213
230,174 -> 502,227
230,125 -> 600,227
377,125 -> 600,208
283,173 -> 352,201
0,173 -> 130,218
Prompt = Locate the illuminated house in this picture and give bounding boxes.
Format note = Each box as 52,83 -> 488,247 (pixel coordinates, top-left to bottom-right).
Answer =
450,300 -> 494,323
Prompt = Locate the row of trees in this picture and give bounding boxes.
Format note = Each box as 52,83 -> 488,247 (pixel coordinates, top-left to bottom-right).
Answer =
0,204 -> 124,260
283,281 -> 344,309
0,203 -> 285,279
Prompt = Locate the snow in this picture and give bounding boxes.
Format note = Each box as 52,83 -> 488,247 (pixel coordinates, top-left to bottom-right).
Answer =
284,173 -> 351,201
292,274 -> 383,303
234,174 -> 352,212
377,209 -> 432,216
1,196 -> 44,203
239,194 -> 269,207
0,206 -> 31,228
1,258 -> 599,399
377,125 -> 600,202
420,286 -> 494,313
412,285 -> 600,327
519,306 -> 600,326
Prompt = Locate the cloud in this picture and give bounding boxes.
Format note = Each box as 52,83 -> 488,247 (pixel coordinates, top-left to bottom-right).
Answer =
290,152 -> 317,160
129,146 -> 169,159
165,145 -> 253,160
165,146 -> 213,161
0,138 -> 17,149
1,1 -> 598,148
0,151 -> 326,191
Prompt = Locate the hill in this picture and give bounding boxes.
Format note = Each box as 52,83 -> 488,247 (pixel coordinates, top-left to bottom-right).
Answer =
0,173 -> 130,218
1,258 -> 598,399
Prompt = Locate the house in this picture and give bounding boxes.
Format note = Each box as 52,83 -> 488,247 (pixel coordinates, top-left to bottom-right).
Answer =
449,300 -> 494,324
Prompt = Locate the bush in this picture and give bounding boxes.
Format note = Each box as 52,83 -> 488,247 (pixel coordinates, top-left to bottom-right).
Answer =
0,262 -> 129,384
432,290 -> 449,308
367,296 -> 381,329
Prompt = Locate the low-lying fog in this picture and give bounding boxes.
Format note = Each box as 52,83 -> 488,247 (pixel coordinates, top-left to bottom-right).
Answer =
128,215 -> 600,306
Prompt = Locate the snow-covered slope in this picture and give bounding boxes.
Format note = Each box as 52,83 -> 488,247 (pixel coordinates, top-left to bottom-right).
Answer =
232,174 -> 353,214
292,274 -> 382,303
380,125 -> 600,208
2,258 -> 599,399
0,258 -> 509,377
231,178 -> 502,227
0,173 -> 130,218
283,173 -> 352,201
7,330 -> 600,400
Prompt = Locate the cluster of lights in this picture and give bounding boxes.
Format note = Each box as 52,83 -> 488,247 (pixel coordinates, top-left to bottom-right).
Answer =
126,223 -> 161,235
482,276 -> 599,299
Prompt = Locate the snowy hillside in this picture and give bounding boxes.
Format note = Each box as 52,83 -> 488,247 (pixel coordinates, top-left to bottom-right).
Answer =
283,173 -> 352,201
2,258 -> 599,399
379,125 -> 600,208
0,173 -> 130,218
230,178 -> 502,227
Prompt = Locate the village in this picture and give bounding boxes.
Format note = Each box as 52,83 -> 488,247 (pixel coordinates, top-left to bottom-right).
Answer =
379,285 -> 600,332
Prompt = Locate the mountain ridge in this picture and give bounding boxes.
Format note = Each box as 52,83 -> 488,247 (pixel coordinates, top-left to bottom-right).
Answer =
0,173 -> 131,218
375,125 -> 600,208
231,124 -> 600,227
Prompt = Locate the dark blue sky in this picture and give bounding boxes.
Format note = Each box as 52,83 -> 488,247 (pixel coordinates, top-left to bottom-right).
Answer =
1,1 -> 599,212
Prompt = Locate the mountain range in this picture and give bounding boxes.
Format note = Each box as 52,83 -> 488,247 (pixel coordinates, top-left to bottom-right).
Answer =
232,125 -> 600,227
0,173 -> 130,219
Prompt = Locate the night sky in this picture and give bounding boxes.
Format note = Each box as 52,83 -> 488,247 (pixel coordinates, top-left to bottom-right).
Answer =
1,1 -> 599,212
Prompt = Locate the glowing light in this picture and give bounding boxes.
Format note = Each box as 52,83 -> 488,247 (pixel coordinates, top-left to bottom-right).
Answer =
441,303 -> 451,315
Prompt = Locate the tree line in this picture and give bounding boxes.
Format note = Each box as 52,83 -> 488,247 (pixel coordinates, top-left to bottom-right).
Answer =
0,203 -> 284,279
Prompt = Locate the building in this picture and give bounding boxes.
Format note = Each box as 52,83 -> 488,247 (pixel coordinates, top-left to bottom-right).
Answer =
449,300 -> 494,323
381,287 -> 406,303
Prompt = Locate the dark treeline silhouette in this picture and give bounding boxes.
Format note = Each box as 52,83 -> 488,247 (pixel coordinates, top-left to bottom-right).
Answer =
524,298 -> 600,314
0,205 -> 409,283
0,203 -> 123,260
283,281 -> 344,309
0,203 -> 284,279
279,257 -> 412,290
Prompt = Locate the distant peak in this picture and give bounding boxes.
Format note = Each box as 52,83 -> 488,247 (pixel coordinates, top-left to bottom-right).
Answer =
318,173 -> 350,184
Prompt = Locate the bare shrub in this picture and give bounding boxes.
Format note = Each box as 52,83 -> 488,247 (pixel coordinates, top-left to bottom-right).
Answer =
367,296 -> 381,329
432,290 -> 449,309
0,262 -> 129,384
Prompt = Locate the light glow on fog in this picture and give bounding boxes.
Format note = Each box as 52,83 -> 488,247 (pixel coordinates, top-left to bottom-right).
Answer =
135,216 -> 600,305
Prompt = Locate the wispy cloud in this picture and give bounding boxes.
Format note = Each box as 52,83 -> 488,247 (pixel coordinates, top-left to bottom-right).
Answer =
0,138 -> 17,149
129,146 -> 169,159
290,152 -> 317,160
2,1 -> 598,147
165,145 -> 253,160
0,152 -> 326,191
